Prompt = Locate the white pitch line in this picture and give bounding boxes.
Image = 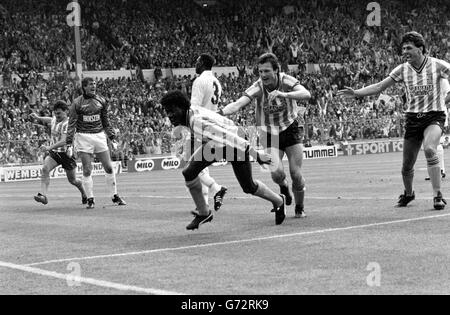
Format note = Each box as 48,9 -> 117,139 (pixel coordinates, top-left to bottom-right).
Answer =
0,261 -> 184,295
25,213 -> 450,267
0,194 -> 436,201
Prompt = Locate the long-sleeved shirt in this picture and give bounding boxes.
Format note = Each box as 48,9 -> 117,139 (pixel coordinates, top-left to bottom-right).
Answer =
66,94 -> 115,145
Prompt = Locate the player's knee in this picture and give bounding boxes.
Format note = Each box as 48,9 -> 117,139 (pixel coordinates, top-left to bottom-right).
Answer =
104,166 -> 113,174
423,146 -> 436,159
182,167 -> 198,182
271,170 -> 286,185
242,180 -> 258,195
83,168 -> 92,177
41,165 -> 51,176
67,177 -> 78,186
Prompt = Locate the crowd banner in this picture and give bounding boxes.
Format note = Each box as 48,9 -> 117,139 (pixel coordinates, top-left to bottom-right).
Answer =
128,156 -> 230,173
302,145 -> 338,159
342,139 -> 403,156
2,161 -> 121,182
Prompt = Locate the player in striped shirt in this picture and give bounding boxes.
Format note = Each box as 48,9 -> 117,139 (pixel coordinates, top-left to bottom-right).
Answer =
190,54 -> 227,212
30,101 -> 87,205
338,31 -> 450,210
219,53 -> 311,219
66,77 -> 126,209
161,90 -> 286,230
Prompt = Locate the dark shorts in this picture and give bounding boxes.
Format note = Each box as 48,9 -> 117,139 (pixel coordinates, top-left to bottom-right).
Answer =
260,120 -> 303,151
49,151 -> 77,171
404,111 -> 446,142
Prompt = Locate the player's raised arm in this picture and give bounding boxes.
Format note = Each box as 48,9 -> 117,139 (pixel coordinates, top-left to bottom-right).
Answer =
218,95 -> 252,116
29,112 -> 52,126
337,76 -> 396,98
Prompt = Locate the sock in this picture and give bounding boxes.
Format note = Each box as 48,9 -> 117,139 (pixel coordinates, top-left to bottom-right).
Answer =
437,144 -> 445,174
293,187 -> 305,209
292,177 -> 306,208
199,168 -> 221,195
186,177 -> 209,215
201,183 -> 209,205
402,169 -> 414,196
253,180 -> 283,208
40,172 -> 50,196
105,173 -> 117,197
426,155 -> 441,197
82,175 -> 94,199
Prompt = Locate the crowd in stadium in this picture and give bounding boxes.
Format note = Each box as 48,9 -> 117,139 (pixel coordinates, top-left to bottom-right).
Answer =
1,0 -> 450,165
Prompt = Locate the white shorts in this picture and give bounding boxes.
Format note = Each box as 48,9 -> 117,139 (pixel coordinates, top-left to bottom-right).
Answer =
75,132 -> 109,154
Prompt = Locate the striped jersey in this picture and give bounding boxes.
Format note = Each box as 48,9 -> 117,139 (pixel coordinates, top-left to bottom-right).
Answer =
50,117 -> 69,152
244,72 -> 302,134
389,57 -> 450,113
66,94 -> 115,145
441,76 -> 450,127
189,106 -> 248,152
190,70 -> 222,111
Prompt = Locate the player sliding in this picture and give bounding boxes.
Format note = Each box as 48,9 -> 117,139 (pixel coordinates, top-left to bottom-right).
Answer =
31,100 -> 87,205
338,31 -> 450,210
161,90 -> 286,230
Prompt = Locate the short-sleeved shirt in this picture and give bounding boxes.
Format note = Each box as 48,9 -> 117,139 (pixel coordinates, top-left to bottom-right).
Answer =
244,72 -> 302,134
190,71 -> 222,111
389,57 -> 450,113
50,117 -> 68,153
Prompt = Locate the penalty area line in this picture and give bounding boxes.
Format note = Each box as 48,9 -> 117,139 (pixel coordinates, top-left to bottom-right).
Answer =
0,261 -> 184,295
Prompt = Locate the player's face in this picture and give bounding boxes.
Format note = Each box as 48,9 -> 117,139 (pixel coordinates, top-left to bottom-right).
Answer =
195,57 -> 203,75
165,106 -> 186,127
54,108 -> 67,122
258,62 -> 278,88
84,80 -> 97,96
402,42 -> 422,64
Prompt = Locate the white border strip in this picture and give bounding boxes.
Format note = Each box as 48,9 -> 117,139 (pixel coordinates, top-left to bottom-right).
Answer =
0,261 -> 184,295
26,213 -> 450,267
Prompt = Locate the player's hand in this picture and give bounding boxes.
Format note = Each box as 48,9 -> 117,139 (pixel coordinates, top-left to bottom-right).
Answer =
66,145 -> 73,158
268,90 -> 286,103
336,87 -> 356,98
111,140 -> 119,151
256,152 -> 272,165
40,145 -> 50,152
29,112 -> 38,120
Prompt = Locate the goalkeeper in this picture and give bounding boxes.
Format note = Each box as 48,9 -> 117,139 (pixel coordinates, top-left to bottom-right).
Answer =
66,77 -> 126,209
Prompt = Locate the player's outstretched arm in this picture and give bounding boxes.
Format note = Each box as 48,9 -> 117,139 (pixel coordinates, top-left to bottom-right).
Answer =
218,95 -> 251,116
337,76 -> 396,98
29,112 -> 52,125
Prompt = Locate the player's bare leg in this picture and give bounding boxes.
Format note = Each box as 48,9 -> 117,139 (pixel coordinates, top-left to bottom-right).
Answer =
34,156 -> 58,205
268,147 -> 293,206
398,138 -> 421,207
65,168 -> 87,204
96,150 -> 126,206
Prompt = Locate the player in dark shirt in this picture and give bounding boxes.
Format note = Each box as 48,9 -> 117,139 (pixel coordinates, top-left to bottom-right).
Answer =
66,77 -> 126,209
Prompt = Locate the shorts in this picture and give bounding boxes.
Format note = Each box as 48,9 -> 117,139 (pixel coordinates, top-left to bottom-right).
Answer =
74,132 -> 109,154
259,120 -> 303,151
49,151 -> 77,171
404,111 -> 446,142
